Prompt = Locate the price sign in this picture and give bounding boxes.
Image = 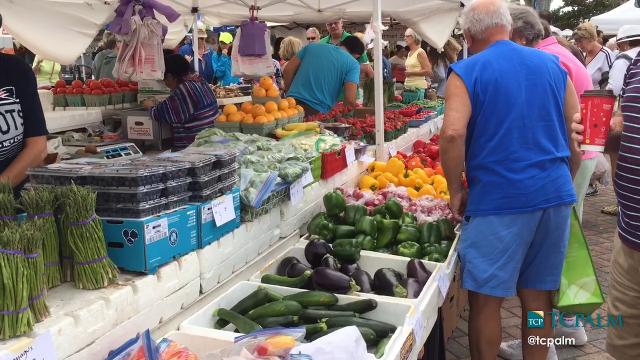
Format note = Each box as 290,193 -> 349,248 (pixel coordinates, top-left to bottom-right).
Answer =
0,331 -> 58,360
289,179 -> 304,205
212,195 -> 236,226
388,144 -> 397,157
345,144 -> 356,166
438,272 -> 451,298
301,170 -> 314,187
359,154 -> 375,163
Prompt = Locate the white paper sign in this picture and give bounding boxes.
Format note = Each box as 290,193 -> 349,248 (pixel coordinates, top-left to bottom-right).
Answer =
0,331 -> 58,360
388,144 -> 397,157
301,170 -> 314,187
345,144 -> 356,166
438,272 -> 451,298
145,218 -> 169,244
413,316 -> 425,343
212,195 -> 236,226
359,154 -> 375,163
289,179 -> 304,205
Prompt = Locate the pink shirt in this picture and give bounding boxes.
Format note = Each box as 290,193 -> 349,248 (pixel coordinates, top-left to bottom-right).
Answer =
536,36 -> 596,160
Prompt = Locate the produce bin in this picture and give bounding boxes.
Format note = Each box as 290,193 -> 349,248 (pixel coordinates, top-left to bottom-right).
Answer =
241,184 -> 289,222
215,121 -> 241,133
241,122 -> 276,136
320,145 -> 347,180
308,156 -> 321,183
65,94 -> 85,107
179,281 -> 416,359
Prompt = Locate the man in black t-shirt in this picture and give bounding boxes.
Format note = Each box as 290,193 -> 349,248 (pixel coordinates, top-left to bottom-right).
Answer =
0,15 -> 48,189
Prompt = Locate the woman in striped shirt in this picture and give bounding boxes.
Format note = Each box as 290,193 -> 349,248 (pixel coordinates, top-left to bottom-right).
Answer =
144,54 -> 219,150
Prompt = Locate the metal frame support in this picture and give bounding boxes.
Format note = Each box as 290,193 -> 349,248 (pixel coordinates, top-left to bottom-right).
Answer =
372,0 -> 385,160
191,6 -> 199,74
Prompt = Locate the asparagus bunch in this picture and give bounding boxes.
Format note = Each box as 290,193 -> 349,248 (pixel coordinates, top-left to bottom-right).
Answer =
55,188 -> 73,282
0,193 -> 17,230
0,228 -> 34,339
21,223 -> 49,322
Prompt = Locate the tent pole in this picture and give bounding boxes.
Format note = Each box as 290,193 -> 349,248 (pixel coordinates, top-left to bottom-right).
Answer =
373,0 -> 385,161
192,7 -> 200,74
463,39 -> 468,59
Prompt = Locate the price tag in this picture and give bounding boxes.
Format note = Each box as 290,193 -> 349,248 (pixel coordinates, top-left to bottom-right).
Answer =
388,144 -> 397,157
359,154 -> 375,163
201,202 -> 214,224
212,194 -> 236,226
0,331 -> 58,360
438,272 -> 451,298
345,144 -> 356,166
301,170 -> 314,187
289,179 -> 304,205
413,316 -> 426,343
145,218 -> 168,244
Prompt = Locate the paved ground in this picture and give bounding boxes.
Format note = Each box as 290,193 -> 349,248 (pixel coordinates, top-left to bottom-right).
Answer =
446,186 -> 618,360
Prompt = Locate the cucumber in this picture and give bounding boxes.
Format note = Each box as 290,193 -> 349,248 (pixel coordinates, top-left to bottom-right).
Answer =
255,315 -> 299,328
283,291 -> 339,307
214,308 -> 262,334
214,288 -> 278,329
300,309 -> 358,321
262,287 -> 284,301
325,317 -> 396,338
308,326 -> 378,345
306,306 -> 329,311
261,270 -> 312,288
375,334 -> 393,358
245,300 -> 303,320
329,299 -> 377,314
303,322 -> 328,338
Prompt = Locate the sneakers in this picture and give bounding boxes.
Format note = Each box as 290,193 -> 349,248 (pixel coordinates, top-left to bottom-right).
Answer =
585,184 -> 599,197
554,318 -> 588,346
498,339 -> 558,360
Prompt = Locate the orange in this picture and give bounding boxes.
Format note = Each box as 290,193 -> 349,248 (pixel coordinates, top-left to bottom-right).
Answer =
217,114 -> 227,122
254,115 -> 268,124
267,88 -> 280,97
223,104 -> 237,115
252,104 -> 266,117
243,113 -> 254,122
296,105 -> 304,114
278,99 -> 289,111
253,85 -> 266,97
227,112 -> 243,122
242,115 -> 254,124
286,97 -> 296,108
272,111 -> 281,120
265,113 -> 275,122
286,109 -> 296,117
240,101 -> 253,113
259,76 -> 274,90
264,101 -> 278,113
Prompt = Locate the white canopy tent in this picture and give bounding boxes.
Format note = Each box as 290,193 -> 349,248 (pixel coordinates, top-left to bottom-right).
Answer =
591,0 -> 640,35
1,0 -> 465,159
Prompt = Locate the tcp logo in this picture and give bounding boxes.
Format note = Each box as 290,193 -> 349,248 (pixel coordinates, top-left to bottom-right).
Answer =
528,311 -> 545,328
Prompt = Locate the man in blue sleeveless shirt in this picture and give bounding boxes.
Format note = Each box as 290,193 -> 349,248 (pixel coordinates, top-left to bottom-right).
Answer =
440,0 -> 582,358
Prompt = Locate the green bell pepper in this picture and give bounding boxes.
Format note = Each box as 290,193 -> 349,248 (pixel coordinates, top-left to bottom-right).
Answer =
323,191 -> 346,217
372,205 -> 388,218
397,241 -> 422,258
332,238 -> 361,263
418,222 -> 434,244
429,223 -> 443,244
385,199 -> 404,220
356,234 -> 376,251
438,218 -> 455,240
440,240 -> 452,256
421,244 -> 438,257
426,253 -> 445,263
396,225 -> 420,243
376,219 -> 400,249
334,225 -> 357,239
307,212 -> 335,242
400,212 -> 417,226
356,216 -> 377,237
344,204 -> 368,226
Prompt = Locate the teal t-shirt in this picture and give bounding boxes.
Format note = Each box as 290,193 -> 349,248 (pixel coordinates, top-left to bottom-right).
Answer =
288,43 -> 360,113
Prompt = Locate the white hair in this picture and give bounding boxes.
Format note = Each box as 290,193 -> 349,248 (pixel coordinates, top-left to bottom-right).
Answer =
306,27 -> 320,36
509,4 -> 543,46
461,0 -> 513,39
405,28 -> 422,45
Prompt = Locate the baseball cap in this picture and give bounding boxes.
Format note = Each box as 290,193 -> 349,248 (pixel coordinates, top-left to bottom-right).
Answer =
219,32 -> 233,44
617,25 -> 640,43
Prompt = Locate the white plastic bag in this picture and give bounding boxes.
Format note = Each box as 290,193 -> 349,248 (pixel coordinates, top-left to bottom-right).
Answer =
231,28 -> 274,78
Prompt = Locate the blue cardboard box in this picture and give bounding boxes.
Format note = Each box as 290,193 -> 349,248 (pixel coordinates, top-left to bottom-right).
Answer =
196,187 -> 241,248
102,205 -> 199,274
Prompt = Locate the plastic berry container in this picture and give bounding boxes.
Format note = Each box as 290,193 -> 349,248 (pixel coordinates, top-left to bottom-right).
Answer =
99,198 -> 167,218
188,170 -> 220,192
218,176 -> 239,196
166,192 -> 191,210
88,165 -> 165,187
189,183 -> 222,203
213,151 -> 239,169
164,177 -> 191,197
219,164 -> 239,182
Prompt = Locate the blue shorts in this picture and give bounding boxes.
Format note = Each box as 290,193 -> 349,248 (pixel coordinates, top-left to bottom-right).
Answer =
458,206 -> 571,298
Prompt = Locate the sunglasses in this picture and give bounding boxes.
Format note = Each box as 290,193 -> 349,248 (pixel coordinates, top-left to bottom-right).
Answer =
307,37 -> 317,41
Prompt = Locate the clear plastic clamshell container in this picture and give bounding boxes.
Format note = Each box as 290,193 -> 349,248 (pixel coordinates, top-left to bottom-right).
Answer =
213,151 -> 238,169
189,170 -> 220,192
218,176 -> 239,196
133,158 -> 190,182
166,192 -> 191,210
218,163 -> 239,182
164,177 -> 191,197
97,198 -> 167,219
95,183 -> 164,204
189,183 -> 222,203
28,163 -> 92,186
88,163 -> 166,188
157,152 -> 218,177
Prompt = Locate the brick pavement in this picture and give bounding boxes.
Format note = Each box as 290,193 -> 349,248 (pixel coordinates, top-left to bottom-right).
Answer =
446,186 -> 618,360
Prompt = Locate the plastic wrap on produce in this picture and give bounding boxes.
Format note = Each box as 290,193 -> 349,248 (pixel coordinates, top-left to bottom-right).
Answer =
278,161 -> 311,183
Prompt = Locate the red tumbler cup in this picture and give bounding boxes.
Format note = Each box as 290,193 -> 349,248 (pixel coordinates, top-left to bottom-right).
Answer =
580,89 -> 616,152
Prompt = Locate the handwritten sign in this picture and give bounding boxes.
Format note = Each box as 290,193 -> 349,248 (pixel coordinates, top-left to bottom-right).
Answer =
289,179 -> 304,206
388,144 -> 397,157
0,331 -> 58,360
211,195 -> 236,226
345,144 -> 356,166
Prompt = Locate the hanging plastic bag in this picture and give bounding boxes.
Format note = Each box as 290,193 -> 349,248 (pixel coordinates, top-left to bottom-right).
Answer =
231,28 -> 274,78
106,329 -> 159,360
113,13 -> 143,81
238,20 -> 268,57
553,207 -> 605,315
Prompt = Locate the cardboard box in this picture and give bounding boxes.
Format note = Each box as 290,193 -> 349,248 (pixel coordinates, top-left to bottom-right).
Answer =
441,264 -> 463,341
195,187 -> 241,248
102,205 -> 199,274
354,107 -> 375,118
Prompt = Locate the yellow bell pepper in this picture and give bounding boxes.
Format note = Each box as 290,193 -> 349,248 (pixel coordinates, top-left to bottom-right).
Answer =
377,176 -> 390,189
368,161 -> 387,173
418,184 -> 437,197
412,168 -> 426,178
413,179 -> 425,191
370,171 -> 383,179
407,188 -> 420,199
385,157 -> 405,177
432,175 -> 447,192
399,170 -> 417,188
359,175 -> 379,191
381,172 -> 399,186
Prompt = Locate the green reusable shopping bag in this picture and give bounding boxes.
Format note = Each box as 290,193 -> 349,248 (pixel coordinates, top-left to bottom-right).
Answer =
553,207 -> 605,315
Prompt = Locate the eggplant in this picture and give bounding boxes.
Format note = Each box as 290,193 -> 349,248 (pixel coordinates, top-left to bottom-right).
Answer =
401,277 -> 422,299
277,256 -> 301,276
319,254 -> 341,271
340,262 -> 361,277
351,269 -> 373,293
373,268 -> 407,298
406,259 -> 432,287
305,239 -> 333,268
312,267 -> 360,294
286,262 -> 311,277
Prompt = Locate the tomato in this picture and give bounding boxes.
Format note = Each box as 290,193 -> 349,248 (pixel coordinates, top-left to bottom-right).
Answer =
54,80 -> 66,88
91,90 -> 103,95
100,78 -> 114,88
73,88 -> 84,94
83,88 -> 92,95
56,88 -> 66,94
89,82 -> 102,90
71,80 -> 84,89
50,88 -> 57,95
116,79 -> 129,87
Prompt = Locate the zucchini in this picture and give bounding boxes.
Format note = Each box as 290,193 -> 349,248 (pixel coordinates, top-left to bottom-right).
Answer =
375,335 -> 393,358
214,288 -> 277,329
300,309 -> 357,321
283,291 -> 339,307
255,315 -> 299,328
261,270 -> 312,288
306,306 -> 329,311
308,326 -> 378,345
262,286 -> 284,301
245,300 -> 303,320
325,317 -> 396,338
214,308 -> 262,334
329,299 -> 377,314
303,322 -> 328,338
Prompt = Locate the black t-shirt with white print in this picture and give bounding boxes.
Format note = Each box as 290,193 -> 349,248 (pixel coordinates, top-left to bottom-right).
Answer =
0,53 -> 48,174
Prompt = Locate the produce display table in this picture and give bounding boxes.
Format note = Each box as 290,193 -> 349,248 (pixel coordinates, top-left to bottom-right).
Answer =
45,110 -> 103,133
217,96 -> 252,106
